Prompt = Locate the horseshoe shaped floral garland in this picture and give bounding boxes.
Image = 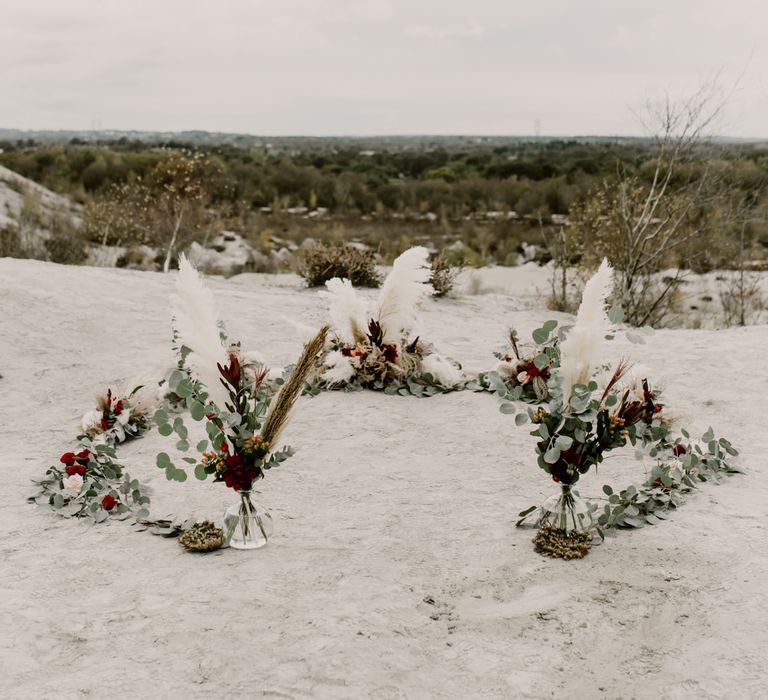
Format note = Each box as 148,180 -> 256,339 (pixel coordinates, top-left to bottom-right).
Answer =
28,255 -> 739,556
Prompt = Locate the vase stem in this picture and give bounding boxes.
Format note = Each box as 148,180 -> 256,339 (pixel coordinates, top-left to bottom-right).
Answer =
540,483 -> 592,533
224,490 -> 274,550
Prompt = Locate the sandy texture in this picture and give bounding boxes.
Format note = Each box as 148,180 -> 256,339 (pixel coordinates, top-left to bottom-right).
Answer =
1,258 -> 767,699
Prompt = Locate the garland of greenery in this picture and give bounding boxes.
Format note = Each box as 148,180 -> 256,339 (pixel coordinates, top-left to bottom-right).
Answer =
28,319 -> 740,549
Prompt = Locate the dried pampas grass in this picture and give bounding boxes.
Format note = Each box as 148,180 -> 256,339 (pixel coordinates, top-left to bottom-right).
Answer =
420,353 -> 465,387
320,278 -> 368,345
322,350 -> 356,385
376,247 -> 433,344
559,258 -> 614,404
262,325 -> 329,446
172,255 -> 231,410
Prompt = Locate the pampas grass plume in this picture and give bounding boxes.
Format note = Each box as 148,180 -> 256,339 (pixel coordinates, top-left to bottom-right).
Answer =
320,278 -> 368,344
559,258 -> 614,404
376,247 -> 433,343
172,255 -> 231,410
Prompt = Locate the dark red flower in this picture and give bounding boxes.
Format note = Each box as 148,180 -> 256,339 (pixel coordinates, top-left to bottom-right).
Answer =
222,453 -> 258,491
217,354 -> 242,390
75,449 -> 91,464
101,494 -> 117,511
382,343 -> 398,364
100,414 -> 109,430
113,400 -> 124,415
522,360 -> 550,380
66,464 -> 87,477
552,475 -> 560,483
341,346 -> 352,357
59,452 -> 77,466
673,444 -> 686,456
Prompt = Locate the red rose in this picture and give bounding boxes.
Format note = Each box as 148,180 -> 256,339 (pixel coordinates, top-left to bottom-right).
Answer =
59,452 -> 77,466
66,464 -> 87,476
222,453 -> 258,491
673,444 -> 686,456
100,415 -> 109,430
114,400 -> 124,415
101,494 -> 117,511
75,449 -> 91,464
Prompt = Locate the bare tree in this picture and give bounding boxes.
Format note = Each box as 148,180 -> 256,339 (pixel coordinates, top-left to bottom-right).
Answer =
573,82 -> 740,326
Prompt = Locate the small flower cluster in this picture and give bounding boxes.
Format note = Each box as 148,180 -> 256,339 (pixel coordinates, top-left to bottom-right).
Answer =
530,370 -> 665,485
200,434 -> 272,492
29,438 -> 150,523
59,449 -> 93,491
81,387 -> 150,444
494,327 -> 558,403
333,319 -> 409,386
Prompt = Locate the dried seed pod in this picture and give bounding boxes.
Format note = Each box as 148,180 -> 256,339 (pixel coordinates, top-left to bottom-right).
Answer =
179,520 -> 225,552
532,523 -> 592,559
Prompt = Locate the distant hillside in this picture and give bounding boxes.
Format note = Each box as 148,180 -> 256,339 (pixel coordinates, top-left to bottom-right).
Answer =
0,165 -> 79,228
0,165 -> 81,259
1,128 -> 766,153
0,129 -> 655,152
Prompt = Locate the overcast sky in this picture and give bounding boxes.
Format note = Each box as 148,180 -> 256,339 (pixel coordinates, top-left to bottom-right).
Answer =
1,0 -> 766,137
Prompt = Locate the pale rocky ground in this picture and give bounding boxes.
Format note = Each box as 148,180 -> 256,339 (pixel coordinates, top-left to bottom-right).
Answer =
0,164 -> 80,230
1,258 -> 767,699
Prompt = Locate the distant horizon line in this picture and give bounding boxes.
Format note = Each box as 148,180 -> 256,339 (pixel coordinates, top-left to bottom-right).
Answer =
1,127 -> 766,143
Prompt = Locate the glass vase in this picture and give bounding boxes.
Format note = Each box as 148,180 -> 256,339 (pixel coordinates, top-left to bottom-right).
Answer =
540,483 -> 592,533
223,490 -> 273,550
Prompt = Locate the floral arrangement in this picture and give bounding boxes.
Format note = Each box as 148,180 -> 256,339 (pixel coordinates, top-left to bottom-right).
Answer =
28,255 -> 741,559
485,322 -> 561,402
80,384 -> 154,443
29,435 -> 151,523
29,380 -> 156,523
511,263 -> 659,483
315,246 -> 465,396
505,260 -> 739,557
155,254 -> 328,548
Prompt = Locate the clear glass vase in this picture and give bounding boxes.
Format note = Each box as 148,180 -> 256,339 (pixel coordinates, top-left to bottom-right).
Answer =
540,483 -> 592,533
223,490 -> 273,550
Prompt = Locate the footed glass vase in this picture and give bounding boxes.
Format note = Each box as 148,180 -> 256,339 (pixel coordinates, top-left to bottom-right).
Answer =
540,483 -> 592,533
223,490 -> 273,550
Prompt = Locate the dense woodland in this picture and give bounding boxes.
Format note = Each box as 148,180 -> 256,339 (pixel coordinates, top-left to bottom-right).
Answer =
1,133 -> 767,270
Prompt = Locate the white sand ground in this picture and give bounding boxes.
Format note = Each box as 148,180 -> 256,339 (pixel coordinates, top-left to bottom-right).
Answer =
1,258 -> 767,699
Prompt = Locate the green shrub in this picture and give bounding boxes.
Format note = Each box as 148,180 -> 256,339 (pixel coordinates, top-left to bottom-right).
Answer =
296,243 -> 381,287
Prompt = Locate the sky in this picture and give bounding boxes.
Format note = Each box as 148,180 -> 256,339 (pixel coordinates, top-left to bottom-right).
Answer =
0,0 -> 766,137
